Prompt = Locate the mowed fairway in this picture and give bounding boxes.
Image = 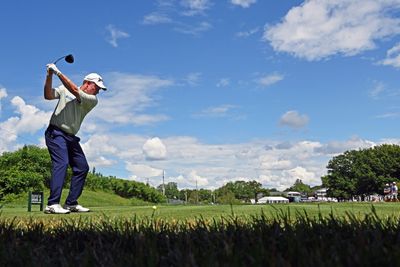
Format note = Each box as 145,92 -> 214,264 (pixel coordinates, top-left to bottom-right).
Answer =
11,203 -> 400,221
2,190 -> 400,222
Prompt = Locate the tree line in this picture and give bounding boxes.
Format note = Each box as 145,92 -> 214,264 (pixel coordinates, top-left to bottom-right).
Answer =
1,144 -> 400,203
0,145 -> 164,203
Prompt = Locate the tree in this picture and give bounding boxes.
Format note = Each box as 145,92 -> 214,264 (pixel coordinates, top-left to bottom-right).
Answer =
322,144 -> 400,199
157,182 -> 180,199
215,180 -> 266,203
0,145 -> 50,201
286,179 -> 311,194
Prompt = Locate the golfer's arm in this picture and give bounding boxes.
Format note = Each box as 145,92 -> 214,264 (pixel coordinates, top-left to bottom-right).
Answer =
57,73 -> 81,101
44,72 -> 55,100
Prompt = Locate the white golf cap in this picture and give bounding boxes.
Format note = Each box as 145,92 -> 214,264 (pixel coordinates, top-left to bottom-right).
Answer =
84,73 -> 107,90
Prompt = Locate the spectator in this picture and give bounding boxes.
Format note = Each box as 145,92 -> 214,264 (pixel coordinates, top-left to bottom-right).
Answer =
392,182 -> 398,202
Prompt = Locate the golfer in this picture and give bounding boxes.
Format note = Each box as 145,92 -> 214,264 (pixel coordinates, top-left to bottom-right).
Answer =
44,63 -> 107,214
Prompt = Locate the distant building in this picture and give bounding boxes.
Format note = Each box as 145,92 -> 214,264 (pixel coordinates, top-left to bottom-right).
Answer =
314,188 -> 328,199
285,191 -> 301,202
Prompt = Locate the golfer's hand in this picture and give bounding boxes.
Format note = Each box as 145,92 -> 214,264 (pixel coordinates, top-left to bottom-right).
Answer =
46,63 -> 61,76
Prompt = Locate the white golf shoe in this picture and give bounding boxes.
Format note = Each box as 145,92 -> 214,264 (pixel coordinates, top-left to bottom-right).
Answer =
44,204 -> 71,214
63,204 -> 90,212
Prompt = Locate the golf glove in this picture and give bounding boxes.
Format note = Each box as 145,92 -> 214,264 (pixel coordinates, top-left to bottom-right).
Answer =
47,63 -> 61,76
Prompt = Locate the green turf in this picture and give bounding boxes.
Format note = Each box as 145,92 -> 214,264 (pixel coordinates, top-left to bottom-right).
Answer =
2,190 -> 400,221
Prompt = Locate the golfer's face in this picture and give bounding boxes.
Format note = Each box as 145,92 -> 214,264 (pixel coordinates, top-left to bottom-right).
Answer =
84,82 -> 100,95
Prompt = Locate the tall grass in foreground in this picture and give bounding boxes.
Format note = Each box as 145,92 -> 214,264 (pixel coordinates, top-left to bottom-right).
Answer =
1,208 -> 400,266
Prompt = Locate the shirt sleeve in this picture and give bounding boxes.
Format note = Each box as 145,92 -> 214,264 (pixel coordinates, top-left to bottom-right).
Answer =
53,86 -> 64,98
78,89 -> 98,109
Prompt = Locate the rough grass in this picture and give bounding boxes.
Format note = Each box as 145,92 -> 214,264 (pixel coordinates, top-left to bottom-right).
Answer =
1,207 -> 400,266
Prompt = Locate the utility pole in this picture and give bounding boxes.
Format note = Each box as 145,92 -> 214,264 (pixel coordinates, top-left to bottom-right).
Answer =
162,170 -> 165,196
185,190 -> 188,204
196,178 -> 199,204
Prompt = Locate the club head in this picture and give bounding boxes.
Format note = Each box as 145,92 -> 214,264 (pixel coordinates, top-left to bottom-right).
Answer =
65,54 -> 74,64
53,54 -> 74,65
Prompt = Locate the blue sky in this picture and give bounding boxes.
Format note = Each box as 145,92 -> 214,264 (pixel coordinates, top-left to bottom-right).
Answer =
1,0 -> 400,190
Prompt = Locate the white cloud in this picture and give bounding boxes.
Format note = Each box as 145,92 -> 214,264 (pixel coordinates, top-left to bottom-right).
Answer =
231,0 -> 257,8
216,78 -> 230,87
0,96 -> 51,153
279,110 -> 309,129
10,96 -> 51,134
92,72 -> 174,125
260,157 -> 292,170
314,137 -> 375,155
174,21 -> 212,35
126,163 -> 163,179
0,87 -> 7,114
264,0 -> 400,61
196,104 -> 238,118
185,72 -> 202,86
236,27 -> 259,38
180,0 -> 212,16
105,24 -> 130,48
143,137 -> 167,160
82,135 -> 118,167
0,87 -> 7,100
282,166 -> 319,187
257,73 -> 284,87
369,81 -> 385,99
143,12 -> 172,25
380,43 -> 400,67
374,112 -> 400,119
55,130 -> 396,190
188,170 -> 209,186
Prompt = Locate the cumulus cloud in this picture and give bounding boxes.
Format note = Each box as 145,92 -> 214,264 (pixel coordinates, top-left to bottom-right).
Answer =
91,72 -> 174,125
0,96 -> 51,153
187,170 -> 209,186
282,166 -> 320,187
380,43 -> 400,68
105,24 -> 130,48
314,137 -> 375,155
73,131 -> 395,191
9,96 -> 51,134
264,0 -> 400,61
279,110 -> 309,129
231,0 -> 257,8
82,135 -> 118,167
143,137 -> 167,160
126,163 -> 163,179
260,157 -> 292,170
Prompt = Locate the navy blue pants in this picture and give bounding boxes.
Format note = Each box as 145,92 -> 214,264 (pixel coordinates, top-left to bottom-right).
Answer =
45,125 -> 89,206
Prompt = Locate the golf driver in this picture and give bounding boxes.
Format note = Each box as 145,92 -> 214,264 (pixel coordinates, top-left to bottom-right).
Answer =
53,54 -> 74,65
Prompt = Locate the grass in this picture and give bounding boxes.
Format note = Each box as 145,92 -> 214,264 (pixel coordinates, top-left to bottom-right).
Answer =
3,191 -> 400,266
2,190 -> 400,222
2,206 -> 400,266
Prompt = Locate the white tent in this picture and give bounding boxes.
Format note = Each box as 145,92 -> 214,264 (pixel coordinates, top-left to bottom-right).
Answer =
252,196 -> 289,204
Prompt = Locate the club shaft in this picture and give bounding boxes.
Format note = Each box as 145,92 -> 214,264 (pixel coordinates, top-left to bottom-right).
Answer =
53,56 -> 65,65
